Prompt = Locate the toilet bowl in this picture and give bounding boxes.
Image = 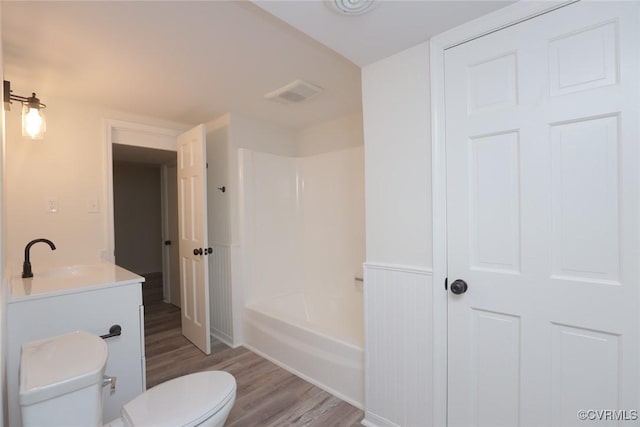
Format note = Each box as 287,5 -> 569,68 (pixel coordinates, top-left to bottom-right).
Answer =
19,331 -> 237,427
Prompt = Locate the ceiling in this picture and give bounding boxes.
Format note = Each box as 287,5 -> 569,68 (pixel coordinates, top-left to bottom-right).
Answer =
2,1 -> 513,130
253,1 -> 514,67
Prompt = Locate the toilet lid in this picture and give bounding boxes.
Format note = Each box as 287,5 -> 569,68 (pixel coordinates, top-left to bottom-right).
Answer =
123,371 -> 236,427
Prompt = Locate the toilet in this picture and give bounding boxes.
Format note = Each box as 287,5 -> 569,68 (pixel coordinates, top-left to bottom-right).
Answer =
19,331 -> 237,427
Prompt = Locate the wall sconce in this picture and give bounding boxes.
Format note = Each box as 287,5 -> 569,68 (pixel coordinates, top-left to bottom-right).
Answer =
3,80 -> 46,140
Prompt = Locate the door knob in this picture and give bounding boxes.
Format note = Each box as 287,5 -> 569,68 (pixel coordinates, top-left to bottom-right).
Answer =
193,248 -> 203,256
206,247 -> 213,255
450,279 -> 468,295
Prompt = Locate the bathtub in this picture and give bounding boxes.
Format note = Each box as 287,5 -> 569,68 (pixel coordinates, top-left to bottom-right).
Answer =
243,291 -> 364,408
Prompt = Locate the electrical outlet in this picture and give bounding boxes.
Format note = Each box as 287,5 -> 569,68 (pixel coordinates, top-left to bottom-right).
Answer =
46,198 -> 58,213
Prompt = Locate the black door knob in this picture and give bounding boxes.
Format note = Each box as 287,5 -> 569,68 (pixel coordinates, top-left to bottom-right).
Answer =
193,248 -> 203,256
450,279 -> 468,295
206,247 -> 213,255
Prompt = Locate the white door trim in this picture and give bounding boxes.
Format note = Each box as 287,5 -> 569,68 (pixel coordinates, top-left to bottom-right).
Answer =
429,2 -> 576,425
103,119 -> 182,268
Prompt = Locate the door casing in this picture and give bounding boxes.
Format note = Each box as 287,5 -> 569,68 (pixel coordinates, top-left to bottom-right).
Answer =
104,119 -> 182,264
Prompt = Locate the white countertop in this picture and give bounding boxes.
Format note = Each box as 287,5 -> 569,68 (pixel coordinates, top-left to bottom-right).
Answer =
9,262 -> 145,303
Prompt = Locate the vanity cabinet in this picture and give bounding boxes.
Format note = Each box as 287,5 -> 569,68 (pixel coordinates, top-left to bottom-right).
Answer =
7,263 -> 145,426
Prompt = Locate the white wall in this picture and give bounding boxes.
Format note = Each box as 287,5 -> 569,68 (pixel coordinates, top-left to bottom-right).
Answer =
4,96 -> 189,275
0,6 -> 7,424
113,161 -> 162,274
362,43 -> 432,269
205,118 -> 233,344
206,125 -> 231,246
361,42 -> 435,427
230,114 -> 298,157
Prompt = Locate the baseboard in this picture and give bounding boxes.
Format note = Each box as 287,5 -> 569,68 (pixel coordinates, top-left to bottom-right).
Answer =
211,329 -> 233,348
361,412 -> 400,427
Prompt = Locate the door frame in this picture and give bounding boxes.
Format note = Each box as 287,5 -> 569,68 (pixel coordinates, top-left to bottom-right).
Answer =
428,1 -> 577,425
104,119 -> 183,299
160,163 -> 179,305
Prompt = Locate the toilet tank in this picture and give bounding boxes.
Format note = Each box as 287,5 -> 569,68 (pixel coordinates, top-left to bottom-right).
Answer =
19,331 -> 108,427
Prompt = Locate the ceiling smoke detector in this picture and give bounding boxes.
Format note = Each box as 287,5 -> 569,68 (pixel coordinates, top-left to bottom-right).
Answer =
326,0 -> 378,15
264,80 -> 323,104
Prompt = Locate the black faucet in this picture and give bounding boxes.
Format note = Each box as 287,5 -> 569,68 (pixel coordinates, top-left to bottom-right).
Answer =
22,238 -> 56,278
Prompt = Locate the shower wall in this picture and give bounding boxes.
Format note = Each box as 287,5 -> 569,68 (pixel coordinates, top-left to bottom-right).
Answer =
242,146 -> 365,306
204,112 -> 364,348
300,148 -> 365,300
244,152 -> 302,303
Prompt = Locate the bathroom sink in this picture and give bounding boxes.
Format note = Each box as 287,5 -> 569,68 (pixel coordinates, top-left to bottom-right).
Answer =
37,264 -> 107,278
10,262 -> 143,301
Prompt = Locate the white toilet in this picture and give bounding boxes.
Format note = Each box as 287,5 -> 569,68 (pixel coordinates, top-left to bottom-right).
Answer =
19,331 -> 237,427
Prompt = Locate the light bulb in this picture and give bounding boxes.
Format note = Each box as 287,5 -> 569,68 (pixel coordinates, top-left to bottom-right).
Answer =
21,104 -> 46,140
25,108 -> 42,137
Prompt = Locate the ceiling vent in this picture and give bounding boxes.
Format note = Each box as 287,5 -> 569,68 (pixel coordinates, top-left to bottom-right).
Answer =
264,80 -> 323,104
326,0 -> 378,15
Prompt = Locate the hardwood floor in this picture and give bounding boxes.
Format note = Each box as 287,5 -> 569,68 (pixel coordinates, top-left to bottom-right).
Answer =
142,274 -> 364,427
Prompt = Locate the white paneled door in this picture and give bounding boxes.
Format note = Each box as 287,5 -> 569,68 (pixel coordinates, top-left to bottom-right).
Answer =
177,124 -> 211,354
445,2 -> 639,426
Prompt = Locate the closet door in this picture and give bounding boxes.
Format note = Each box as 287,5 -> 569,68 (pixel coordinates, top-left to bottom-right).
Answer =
445,3 -> 639,426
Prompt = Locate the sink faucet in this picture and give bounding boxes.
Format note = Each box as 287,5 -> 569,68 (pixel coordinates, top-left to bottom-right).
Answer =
22,238 -> 56,278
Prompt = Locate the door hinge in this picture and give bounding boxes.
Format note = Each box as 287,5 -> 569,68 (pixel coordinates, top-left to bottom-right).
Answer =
444,277 -> 448,291
206,162 -> 209,169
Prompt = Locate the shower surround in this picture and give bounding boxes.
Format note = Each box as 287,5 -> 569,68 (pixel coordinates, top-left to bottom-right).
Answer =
240,146 -> 365,406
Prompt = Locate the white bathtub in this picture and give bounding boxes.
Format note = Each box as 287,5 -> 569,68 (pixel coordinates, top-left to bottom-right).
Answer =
243,291 -> 364,408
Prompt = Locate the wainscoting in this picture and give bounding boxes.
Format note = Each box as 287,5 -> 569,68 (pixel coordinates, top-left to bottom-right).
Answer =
363,263 -> 433,427
209,243 -> 233,345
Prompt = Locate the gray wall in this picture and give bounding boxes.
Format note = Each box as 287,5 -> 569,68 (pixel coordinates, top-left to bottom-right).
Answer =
113,161 -> 162,274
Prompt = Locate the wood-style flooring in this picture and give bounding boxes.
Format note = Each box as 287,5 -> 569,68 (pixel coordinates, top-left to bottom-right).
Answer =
142,274 -> 364,427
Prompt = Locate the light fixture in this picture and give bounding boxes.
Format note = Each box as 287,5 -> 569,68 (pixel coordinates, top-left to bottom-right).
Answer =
3,80 -> 47,140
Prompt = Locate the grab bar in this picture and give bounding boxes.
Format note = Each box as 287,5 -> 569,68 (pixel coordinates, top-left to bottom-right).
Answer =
100,324 -> 122,340
355,276 -> 363,282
